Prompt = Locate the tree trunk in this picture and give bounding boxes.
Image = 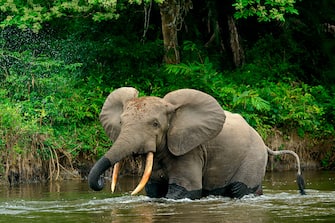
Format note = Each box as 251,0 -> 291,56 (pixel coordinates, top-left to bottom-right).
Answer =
215,0 -> 244,67
227,15 -> 244,67
160,0 -> 180,64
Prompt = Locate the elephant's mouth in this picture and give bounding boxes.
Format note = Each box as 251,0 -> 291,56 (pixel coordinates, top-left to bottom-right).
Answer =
111,152 -> 154,195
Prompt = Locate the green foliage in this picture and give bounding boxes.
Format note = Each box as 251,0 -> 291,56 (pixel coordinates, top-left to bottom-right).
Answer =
0,27 -> 111,169
0,0 -> 165,32
233,0 -> 300,22
0,101 -> 51,160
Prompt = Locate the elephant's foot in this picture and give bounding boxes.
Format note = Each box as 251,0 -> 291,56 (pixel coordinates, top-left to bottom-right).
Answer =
166,184 -> 202,200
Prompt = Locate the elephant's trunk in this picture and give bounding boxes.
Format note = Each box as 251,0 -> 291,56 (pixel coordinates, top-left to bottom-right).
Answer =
88,136 -> 134,191
88,156 -> 112,191
88,136 -> 155,193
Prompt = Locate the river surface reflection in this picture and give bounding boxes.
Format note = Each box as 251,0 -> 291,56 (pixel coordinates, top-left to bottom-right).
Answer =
0,171 -> 334,223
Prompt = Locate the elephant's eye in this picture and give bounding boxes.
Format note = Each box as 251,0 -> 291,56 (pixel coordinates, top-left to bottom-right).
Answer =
152,120 -> 160,128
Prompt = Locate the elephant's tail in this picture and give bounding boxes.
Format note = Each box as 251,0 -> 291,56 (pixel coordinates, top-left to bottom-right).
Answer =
266,147 -> 306,195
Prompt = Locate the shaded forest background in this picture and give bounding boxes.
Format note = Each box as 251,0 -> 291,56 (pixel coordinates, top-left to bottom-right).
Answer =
0,0 -> 334,184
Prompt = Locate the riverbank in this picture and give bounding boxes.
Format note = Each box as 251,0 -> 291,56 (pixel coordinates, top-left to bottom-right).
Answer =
266,130 -> 335,171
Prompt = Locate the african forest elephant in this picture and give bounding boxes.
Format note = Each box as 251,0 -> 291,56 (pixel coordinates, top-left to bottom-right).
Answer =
88,87 -> 305,199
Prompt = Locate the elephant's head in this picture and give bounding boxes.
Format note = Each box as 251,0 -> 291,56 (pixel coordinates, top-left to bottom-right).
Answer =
88,87 -> 226,193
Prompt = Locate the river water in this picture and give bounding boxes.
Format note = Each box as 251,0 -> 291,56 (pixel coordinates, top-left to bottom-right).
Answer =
0,171 -> 334,223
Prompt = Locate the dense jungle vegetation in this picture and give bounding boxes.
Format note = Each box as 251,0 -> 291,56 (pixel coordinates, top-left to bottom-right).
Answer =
0,0 -> 334,183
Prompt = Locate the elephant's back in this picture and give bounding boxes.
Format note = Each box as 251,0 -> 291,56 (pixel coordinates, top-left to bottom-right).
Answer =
220,111 -> 264,149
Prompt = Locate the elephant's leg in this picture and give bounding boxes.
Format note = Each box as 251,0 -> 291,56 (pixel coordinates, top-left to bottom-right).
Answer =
224,182 -> 262,198
145,176 -> 202,199
145,164 -> 169,198
214,142 -> 267,198
166,183 -> 202,199
165,151 -> 204,199
145,179 -> 168,198
202,182 -> 262,198
226,156 -> 266,198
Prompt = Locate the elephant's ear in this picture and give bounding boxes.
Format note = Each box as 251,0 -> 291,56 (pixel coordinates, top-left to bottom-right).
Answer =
163,89 -> 226,156
99,87 -> 139,141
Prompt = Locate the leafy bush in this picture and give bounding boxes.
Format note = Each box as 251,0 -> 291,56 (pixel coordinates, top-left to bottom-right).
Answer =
0,29 -> 111,180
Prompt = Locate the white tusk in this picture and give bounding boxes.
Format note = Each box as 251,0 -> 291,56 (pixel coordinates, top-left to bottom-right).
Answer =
131,152 -> 154,195
111,162 -> 120,193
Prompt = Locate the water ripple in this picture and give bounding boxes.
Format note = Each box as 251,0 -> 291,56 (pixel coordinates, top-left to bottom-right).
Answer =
0,189 -> 334,222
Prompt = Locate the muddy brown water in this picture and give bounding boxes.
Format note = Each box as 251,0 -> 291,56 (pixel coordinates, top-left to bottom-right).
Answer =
0,171 -> 334,223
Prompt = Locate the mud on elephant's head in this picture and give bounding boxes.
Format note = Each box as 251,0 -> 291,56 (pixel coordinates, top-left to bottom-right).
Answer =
88,87 -> 226,193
